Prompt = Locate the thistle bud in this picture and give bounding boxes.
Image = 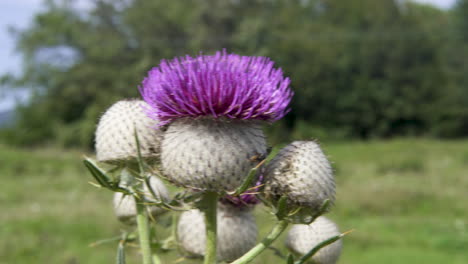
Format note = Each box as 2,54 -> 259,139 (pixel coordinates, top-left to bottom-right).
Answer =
177,203 -> 257,262
95,99 -> 163,164
285,216 -> 342,264
263,141 -> 335,223
113,176 -> 170,225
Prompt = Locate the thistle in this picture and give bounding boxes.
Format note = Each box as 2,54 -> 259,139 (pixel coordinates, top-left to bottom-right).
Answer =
177,203 -> 258,262
113,176 -> 170,225
84,51 -> 351,264
95,99 -> 163,164
263,141 -> 335,223
285,216 -> 343,264
140,51 -> 293,192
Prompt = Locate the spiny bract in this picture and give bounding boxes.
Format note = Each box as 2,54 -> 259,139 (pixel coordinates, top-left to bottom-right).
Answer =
161,117 -> 267,191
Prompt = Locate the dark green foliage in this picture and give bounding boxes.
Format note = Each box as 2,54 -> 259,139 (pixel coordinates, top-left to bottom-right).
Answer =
1,0 -> 467,148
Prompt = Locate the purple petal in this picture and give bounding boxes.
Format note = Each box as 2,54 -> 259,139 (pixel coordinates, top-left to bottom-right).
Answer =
140,50 -> 293,124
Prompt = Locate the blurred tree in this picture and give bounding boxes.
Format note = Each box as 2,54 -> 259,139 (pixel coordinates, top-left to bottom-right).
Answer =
441,0 -> 468,137
262,0 -> 455,138
1,0 -> 466,148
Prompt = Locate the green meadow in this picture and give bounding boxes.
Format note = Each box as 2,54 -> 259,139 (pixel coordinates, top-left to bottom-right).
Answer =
1,139 -> 467,263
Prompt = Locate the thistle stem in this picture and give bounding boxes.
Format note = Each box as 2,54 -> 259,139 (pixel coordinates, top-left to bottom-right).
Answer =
152,254 -> 162,264
135,197 -> 153,264
231,219 -> 289,264
201,192 -> 218,264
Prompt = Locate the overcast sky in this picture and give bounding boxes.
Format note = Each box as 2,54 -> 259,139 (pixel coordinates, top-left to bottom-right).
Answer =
0,0 -> 458,111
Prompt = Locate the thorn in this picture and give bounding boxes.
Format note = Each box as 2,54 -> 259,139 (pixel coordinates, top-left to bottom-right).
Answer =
239,191 -> 260,195
88,182 -> 102,188
340,229 -> 355,237
255,159 -> 267,169
246,183 -> 264,191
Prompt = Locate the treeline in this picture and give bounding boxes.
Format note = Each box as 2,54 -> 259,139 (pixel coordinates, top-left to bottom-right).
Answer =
2,0 -> 468,148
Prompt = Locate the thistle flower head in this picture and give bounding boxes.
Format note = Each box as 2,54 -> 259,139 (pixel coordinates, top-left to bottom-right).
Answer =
140,50 -> 293,125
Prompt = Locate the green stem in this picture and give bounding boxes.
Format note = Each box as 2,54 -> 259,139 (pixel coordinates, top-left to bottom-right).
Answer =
231,220 -> 289,264
152,254 -> 162,264
135,197 -> 153,264
201,192 -> 218,264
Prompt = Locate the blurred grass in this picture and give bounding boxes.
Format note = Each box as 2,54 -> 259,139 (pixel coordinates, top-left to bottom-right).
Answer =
1,139 -> 467,263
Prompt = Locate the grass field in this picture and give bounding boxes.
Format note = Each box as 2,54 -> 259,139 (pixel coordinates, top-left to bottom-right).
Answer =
1,139 -> 467,264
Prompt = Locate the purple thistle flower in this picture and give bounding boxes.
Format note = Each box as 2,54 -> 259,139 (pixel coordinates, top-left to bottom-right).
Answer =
140,50 -> 293,125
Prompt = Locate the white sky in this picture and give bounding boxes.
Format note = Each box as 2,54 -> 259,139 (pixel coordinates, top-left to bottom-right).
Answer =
0,0 -> 459,111
415,0 -> 457,8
